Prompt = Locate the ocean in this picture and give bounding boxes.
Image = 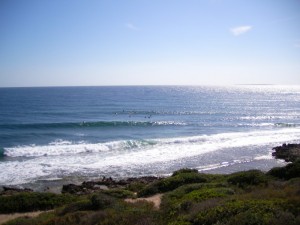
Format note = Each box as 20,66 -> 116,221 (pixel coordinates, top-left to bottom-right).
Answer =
0,85 -> 300,188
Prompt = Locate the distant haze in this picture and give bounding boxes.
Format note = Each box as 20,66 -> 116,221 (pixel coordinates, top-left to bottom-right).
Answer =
0,0 -> 300,87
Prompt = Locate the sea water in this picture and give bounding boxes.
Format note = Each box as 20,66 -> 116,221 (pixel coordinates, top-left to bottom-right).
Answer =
0,85 -> 299,187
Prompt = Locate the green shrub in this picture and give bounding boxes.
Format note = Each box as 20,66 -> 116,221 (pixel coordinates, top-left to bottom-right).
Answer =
162,183 -> 209,202
52,200 -> 157,225
268,160 -> 300,180
45,211 -> 90,225
172,168 -> 199,176
282,161 -> 300,179
59,199 -> 92,215
184,187 -> 234,202
162,184 -> 232,211
165,183 -> 229,200
227,170 -> 268,187
3,211 -> 55,225
126,181 -> 146,192
103,189 -> 135,199
225,209 -> 299,225
168,221 -> 192,225
90,193 -> 115,210
268,167 -> 286,179
58,194 -> 117,216
161,186 -> 234,221
138,172 -> 208,197
193,199 -> 288,225
0,192 -> 77,213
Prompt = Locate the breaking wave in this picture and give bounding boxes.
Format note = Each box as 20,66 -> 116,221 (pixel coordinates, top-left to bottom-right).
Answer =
3,139 -> 157,157
4,127 -> 300,158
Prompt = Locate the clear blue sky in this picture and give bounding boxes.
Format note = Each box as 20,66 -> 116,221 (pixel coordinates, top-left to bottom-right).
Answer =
1,0 -> 300,87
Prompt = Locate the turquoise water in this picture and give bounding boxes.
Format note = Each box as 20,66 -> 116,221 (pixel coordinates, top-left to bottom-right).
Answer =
0,85 -> 300,186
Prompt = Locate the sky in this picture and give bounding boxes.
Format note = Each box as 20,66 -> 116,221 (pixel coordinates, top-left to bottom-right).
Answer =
0,0 -> 300,87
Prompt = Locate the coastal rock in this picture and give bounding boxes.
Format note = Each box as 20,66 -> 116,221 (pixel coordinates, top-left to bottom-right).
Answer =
61,184 -> 88,194
62,176 -> 161,194
272,143 -> 300,162
123,176 -> 161,184
82,176 -> 161,189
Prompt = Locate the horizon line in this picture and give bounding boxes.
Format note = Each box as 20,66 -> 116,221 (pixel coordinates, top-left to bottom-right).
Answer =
1,84 -> 299,89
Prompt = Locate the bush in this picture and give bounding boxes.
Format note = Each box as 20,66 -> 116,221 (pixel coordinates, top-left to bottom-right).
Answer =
103,189 -> 135,199
163,183 -> 210,201
184,187 -> 234,202
193,199 -> 288,225
268,160 -> 300,180
53,200 -> 157,225
59,200 -> 92,215
172,168 -> 199,177
45,211 -> 90,225
3,211 -> 55,225
127,181 -> 146,192
138,172 -> 208,197
90,193 -> 115,210
227,170 -> 268,187
0,192 -> 77,213
268,167 -> 286,179
162,183 -> 232,209
161,184 -> 234,221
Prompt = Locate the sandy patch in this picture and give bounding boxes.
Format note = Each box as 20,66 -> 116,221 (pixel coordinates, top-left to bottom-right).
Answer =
0,210 -> 51,225
125,193 -> 163,209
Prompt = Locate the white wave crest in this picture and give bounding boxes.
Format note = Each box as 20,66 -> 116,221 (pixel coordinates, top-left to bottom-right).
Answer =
3,140 -> 150,157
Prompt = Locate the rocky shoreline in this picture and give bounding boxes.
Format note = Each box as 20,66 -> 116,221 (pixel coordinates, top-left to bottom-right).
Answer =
0,176 -> 162,196
61,176 -> 162,195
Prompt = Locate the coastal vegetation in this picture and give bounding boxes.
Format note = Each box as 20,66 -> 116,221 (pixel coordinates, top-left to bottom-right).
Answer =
1,144 -> 300,225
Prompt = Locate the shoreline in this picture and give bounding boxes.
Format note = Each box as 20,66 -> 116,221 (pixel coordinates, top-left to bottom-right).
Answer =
1,143 -> 298,195
0,158 -> 287,194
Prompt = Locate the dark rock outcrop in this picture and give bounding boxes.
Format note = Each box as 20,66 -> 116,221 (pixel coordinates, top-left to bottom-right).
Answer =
272,143 -> 300,162
61,183 -> 87,194
62,176 -> 161,195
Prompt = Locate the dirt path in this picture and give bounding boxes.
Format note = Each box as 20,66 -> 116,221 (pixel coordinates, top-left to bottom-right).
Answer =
125,193 -> 163,209
0,211 -> 51,225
